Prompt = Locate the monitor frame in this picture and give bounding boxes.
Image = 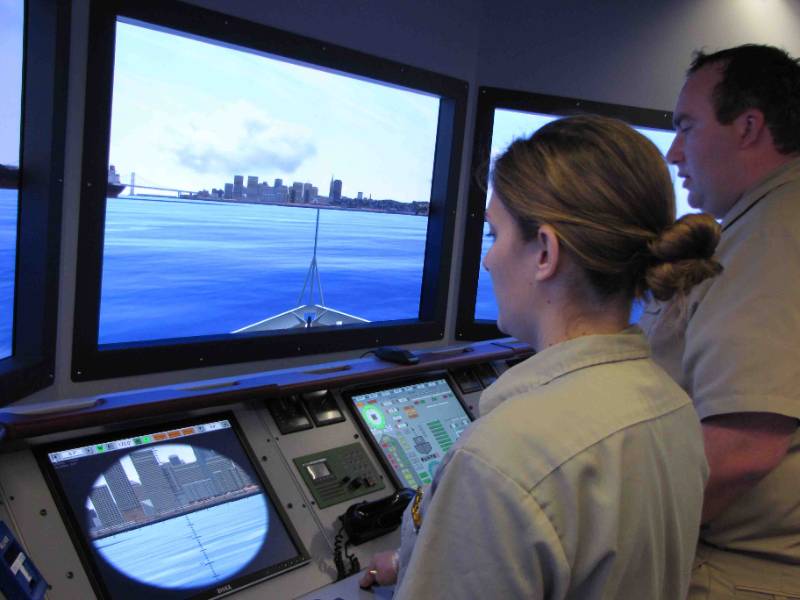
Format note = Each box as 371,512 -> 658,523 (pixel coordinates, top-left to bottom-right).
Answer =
35,410 -> 310,600
72,0 -> 467,380
456,86 -> 673,341
0,0 -> 68,403
342,371 -> 473,490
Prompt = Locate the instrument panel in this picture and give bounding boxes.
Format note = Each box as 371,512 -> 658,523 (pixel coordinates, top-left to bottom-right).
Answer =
0,356 -> 522,600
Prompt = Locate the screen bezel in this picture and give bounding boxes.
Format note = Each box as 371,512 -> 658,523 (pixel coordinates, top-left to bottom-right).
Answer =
342,372 -> 474,490
72,0 -> 467,380
0,0 -> 68,403
456,86 -> 674,341
34,410 -> 310,600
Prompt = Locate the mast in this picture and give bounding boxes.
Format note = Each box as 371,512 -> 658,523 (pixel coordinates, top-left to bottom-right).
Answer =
298,208 -> 325,307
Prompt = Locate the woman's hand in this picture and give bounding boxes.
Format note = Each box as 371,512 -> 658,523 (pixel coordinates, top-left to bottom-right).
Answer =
359,550 -> 399,588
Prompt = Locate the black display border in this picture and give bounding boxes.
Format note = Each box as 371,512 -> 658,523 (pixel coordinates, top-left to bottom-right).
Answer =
455,86 -> 673,341
34,410 -> 311,600
0,0 -> 69,403
72,0 -> 468,380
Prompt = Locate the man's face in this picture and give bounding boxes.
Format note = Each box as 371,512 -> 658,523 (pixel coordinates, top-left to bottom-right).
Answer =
667,65 -> 743,218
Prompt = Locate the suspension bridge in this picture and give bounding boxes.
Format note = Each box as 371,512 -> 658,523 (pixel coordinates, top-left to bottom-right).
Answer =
111,170 -> 198,197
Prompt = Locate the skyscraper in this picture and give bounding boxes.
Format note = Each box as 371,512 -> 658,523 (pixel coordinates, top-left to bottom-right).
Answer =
291,182 -> 304,202
246,176 -> 259,200
329,179 -> 342,201
104,460 -> 140,512
130,448 -> 178,515
90,485 -> 124,529
233,175 -> 244,199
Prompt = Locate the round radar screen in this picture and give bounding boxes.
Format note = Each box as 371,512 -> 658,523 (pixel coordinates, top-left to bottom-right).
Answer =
85,443 -> 268,590
360,405 -> 386,430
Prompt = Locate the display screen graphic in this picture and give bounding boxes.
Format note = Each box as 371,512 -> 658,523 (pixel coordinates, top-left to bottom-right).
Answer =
0,0 -> 23,359
475,108 -> 697,323
98,18 -> 440,345
40,415 -> 307,599
350,378 -> 472,488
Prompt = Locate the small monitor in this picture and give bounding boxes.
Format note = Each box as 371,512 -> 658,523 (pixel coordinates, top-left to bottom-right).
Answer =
37,413 -> 308,599
345,375 -> 473,489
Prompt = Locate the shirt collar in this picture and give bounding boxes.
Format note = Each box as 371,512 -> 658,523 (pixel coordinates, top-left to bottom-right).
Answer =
722,157 -> 800,231
479,327 -> 650,416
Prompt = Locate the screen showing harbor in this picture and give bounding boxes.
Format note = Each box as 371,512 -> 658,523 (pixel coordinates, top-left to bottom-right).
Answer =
96,18 -> 441,345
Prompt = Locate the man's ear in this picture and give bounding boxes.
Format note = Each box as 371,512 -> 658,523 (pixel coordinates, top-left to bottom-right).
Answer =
533,224 -> 560,282
735,108 -> 766,149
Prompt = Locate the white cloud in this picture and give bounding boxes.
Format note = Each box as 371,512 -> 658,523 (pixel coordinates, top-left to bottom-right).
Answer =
168,100 -> 316,177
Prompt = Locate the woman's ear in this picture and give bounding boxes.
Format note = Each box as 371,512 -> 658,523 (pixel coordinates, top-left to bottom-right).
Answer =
534,224 -> 560,282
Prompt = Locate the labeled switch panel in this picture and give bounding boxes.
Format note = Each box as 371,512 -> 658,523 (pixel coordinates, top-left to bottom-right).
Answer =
473,362 -> 498,388
294,443 -> 385,508
0,521 -> 47,600
268,395 -> 314,434
450,366 -> 483,394
302,390 -> 345,427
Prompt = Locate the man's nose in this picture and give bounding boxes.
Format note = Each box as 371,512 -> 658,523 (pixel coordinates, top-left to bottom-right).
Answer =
666,135 -> 682,164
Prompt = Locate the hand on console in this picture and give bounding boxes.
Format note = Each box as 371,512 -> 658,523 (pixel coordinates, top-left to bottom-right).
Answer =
359,549 -> 399,589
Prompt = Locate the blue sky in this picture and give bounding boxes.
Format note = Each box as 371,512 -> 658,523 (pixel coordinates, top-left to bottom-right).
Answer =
491,108 -> 695,217
109,20 -> 440,203
0,0 -> 23,166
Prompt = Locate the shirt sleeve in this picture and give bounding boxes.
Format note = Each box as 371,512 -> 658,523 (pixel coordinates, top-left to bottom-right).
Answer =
684,207 -> 800,420
393,448 -> 570,600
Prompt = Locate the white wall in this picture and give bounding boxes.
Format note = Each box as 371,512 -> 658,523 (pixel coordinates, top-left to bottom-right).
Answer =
24,0 -> 800,404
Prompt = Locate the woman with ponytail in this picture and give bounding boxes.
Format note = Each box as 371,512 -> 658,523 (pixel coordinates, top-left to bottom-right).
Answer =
362,115 -> 721,599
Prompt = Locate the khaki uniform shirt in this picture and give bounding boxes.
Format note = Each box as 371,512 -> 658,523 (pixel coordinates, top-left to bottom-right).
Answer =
393,329 -> 707,600
641,158 -> 800,596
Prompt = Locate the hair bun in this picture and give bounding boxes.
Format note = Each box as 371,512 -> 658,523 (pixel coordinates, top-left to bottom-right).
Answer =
643,213 -> 723,301
647,213 -> 720,262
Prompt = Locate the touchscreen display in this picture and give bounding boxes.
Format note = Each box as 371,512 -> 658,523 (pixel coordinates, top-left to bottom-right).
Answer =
39,414 -> 307,599
349,378 -> 472,488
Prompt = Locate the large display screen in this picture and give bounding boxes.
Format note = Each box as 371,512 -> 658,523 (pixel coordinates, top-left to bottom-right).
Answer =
99,18 -> 439,345
0,0 -> 24,360
475,108 -> 697,323
347,377 -> 472,489
73,0 -> 465,379
38,414 -> 308,599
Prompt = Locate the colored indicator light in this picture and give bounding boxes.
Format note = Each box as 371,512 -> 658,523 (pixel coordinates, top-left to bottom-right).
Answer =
142,435 -> 152,443
95,444 -> 105,452
181,428 -> 194,436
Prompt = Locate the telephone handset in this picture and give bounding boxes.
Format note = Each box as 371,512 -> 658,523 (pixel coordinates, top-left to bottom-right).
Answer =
340,488 -> 416,545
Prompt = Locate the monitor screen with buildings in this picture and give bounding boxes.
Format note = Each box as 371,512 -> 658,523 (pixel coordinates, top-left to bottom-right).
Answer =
38,414 -> 308,599
101,19 -> 440,344
72,0 -> 465,379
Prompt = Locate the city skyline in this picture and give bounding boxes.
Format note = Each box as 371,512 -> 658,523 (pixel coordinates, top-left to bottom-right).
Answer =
86,444 -> 255,534
108,19 -> 440,204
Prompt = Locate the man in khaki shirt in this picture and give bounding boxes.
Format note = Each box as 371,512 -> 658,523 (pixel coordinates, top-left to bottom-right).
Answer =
640,45 -> 800,598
